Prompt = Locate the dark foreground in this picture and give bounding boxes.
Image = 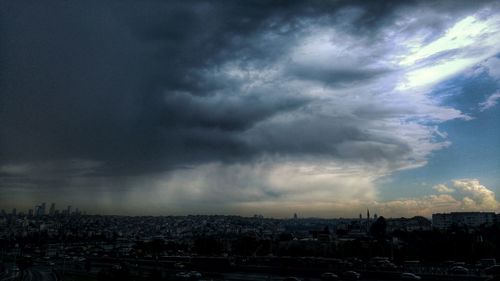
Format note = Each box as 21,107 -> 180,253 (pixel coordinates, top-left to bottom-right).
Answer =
2,256 -> 497,281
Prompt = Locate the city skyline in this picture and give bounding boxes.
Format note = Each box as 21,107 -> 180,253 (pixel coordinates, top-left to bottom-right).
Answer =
4,201 -> 500,224
1,0 -> 500,217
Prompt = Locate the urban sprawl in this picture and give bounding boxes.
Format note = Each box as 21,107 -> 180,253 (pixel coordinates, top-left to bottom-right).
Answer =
2,204 -> 500,281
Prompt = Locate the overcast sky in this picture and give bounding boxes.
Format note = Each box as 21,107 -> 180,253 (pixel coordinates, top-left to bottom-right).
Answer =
1,0 -> 499,217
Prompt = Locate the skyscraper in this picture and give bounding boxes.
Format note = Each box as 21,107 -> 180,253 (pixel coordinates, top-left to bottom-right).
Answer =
41,202 -> 46,216
49,203 -> 55,216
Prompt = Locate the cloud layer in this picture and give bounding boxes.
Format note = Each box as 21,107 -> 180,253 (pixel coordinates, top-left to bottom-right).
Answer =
1,0 -> 499,216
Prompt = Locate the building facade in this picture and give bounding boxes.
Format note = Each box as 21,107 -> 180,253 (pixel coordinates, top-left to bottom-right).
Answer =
432,212 -> 496,229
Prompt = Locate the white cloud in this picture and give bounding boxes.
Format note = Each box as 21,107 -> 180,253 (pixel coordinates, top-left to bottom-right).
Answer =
397,12 -> 500,90
479,91 -> 500,111
433,184 -> 455,193
452,178 -> 499,211
482,56 -> 500,79
376,179 -> 499,217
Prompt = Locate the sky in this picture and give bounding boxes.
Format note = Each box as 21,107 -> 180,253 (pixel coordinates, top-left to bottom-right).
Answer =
0,0 -> 499,218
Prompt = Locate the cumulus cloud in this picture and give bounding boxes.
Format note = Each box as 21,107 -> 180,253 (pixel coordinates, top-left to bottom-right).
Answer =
376,194 -> 462,218
1,0 -> 499,215
433,184 -> 455,193
375,179 -> 499,217
452,178 -> 499,210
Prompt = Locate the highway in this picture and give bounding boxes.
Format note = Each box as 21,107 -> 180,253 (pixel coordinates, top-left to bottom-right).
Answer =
23,267 -> 57,281
2,257 -> 492,281
0,266 -> 56,281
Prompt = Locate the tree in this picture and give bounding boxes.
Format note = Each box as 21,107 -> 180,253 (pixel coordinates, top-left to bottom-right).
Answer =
193,236 -> 223,256
370,216 -> 387,239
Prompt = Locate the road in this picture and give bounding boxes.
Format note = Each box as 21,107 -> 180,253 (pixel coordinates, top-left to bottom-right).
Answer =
23,267 -> 57,281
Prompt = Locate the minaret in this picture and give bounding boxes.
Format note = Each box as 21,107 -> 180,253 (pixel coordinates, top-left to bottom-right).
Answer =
366,209 -> 371,233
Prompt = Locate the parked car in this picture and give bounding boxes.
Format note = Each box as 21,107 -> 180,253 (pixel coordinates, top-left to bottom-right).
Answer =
485,265 -> 500,275
342,270 -> 360,280
449,266 -> 469,275
401,272 -> 421,280
321,272 -> 339,281
283,277 -> 301,281
176,271 -> 202,280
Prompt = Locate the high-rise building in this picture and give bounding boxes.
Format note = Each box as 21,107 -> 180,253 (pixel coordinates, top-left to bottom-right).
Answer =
41,202 -> 46,216
366,209 -> 371,233
12,208 -> 17,216
49,203 -> 55,216
67,205 -> 72,215
28,209 -> 34,216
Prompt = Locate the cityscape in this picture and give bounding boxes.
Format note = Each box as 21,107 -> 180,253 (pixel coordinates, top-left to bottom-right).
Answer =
2,0 -> 500,280
3,204 -> 500,280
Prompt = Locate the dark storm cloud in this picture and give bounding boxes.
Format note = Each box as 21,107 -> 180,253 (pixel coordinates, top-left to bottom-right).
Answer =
288,66 -> 389,86
0,0 -> 387,168
0,0 -> 496,199
160,91 -> 308,131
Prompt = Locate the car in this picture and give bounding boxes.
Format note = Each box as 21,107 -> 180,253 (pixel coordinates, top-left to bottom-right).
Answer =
189,271 -> 202,278
176,271 -> 203,280
283,277 -> 301,281
321,272 -> 339,281
174,262 -> 185,269
401,273 -> 421,280
342,271 -> 360,280
479,259 -> 496,268
448,266 -> 469,275
379,260 -> 398,271
485,265 -> 500,275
